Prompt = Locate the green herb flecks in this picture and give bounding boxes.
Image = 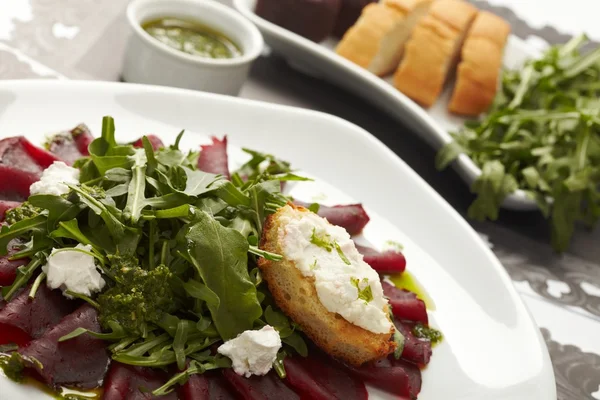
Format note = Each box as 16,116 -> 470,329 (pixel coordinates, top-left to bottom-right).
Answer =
412,323 -> 443,344
351,277 -> 374,303
334,242 -> 351,265
310,228 -> 333,251
436,34 -> 600,251
393,329 -> 405,359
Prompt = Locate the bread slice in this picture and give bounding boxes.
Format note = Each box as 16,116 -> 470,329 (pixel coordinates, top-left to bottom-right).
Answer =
448,11 -> 511,116
335,0 -> 432,76
393,0 -> 478,107
258,204 -> 395,366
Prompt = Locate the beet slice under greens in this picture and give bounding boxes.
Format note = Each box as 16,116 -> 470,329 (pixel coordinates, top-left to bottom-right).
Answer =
18,304 -> 110,389
198,136 -> 230,179
46,124 -> 94,165
0,284 -> 77,346
103,362 -> 178,400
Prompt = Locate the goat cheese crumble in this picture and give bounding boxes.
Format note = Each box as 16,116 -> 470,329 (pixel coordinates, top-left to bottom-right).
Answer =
42,244 -> 106,298
29,161 -> 80,196
217,325 -> 282,377
280,210 -> 392,334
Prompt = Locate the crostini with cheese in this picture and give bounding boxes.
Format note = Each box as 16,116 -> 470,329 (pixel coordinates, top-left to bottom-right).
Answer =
258,204 -> 395,366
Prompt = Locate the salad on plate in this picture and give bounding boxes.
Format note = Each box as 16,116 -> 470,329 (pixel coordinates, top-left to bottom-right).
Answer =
0,117 -> 439,399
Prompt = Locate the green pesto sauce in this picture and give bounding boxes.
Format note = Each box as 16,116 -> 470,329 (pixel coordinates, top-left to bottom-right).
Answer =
142,18 -> 241,59
389,271 -> 435,311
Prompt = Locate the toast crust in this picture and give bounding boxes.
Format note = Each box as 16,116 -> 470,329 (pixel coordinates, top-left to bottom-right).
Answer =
448,11 -> 511,115
393,0 -> 478,107
258,205 -> 395,367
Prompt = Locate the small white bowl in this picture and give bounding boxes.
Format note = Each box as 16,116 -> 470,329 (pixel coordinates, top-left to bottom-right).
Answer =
123,0 -> 264,96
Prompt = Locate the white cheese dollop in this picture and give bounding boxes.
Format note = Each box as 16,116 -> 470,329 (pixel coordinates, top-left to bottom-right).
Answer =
280,210 -> 392,334
217,325 -> 282,377
42,244 -> 106,298
30,161 -> 80,196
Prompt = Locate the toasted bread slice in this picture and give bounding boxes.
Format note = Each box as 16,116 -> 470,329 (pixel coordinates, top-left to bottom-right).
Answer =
448,11 -> 511,116
258,204 -> 395,366
335,0 -> 432,76
393,0 -> 478,107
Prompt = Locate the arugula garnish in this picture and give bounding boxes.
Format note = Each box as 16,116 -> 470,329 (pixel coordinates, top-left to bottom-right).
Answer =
436,34 -> 600,251
0,116 -> 306,386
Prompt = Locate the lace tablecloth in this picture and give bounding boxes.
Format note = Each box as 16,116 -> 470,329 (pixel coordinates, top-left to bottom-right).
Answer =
0,1 -> 597,398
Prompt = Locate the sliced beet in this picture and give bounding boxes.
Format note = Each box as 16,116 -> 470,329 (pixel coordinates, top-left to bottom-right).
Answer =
18,304 -> 110,389
46,124 -> 94,165
180,370 -> 238,400
222,369 -> 299,400
294,202 -> 370,235
132,135 -> 164,151
103,362 -> 178,400
0,136 -> 62,199
198,137 -> 230,180
0,166 -> 40,200
346,356 -> 421,398
0,136 -> 60,174
0,200 -> 21,221
382,281 -> 428,325
355,245 -> 406,274
284,352 -> 367,400
0,239 -> 29,286
394,321 -> 432,366
0,283 -> 77,346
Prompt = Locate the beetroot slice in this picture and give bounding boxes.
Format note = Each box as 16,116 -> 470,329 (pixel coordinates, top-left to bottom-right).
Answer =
18,304 -> 110,389
222,369 -> 299,400
132,135 -> 165,151
0,284 -> 77,346
198,137 -> 230,180
0,136 -> 62,199
382,281 -> 428,325
0,137 -> 58,175
0,165 -> 40,200
355,245 -> 406,274
294,202 -> 370,235
395,321 -> 432,366
180,371 -> 238,400
46,124 -> 94,165
0,239 -> 29,286
103,362 -> 178,400
0,200 -> 20,221
284,351 -> 367,400
346,356 -> 421,398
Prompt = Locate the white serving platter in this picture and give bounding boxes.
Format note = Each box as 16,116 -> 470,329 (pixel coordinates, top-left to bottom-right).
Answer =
233,0 -> 540,211
0,80 -> 555,400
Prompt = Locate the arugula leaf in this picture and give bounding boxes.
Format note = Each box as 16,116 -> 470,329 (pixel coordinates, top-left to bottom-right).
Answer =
181,167 -> 221,197
184,211 -> 262,340
0,215 -> 47,255
468,161 -> 518,221
124,149 -> 148,222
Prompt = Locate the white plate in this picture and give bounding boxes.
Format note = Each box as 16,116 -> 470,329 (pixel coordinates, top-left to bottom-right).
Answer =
233,0 -> 539,211
0,80 -> 555,400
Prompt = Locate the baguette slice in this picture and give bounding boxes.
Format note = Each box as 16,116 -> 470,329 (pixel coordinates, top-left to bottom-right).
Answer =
448,11 -> 511,116
335,0 -> 432,76
258,204 -> 395,366
393,0 -> 478,107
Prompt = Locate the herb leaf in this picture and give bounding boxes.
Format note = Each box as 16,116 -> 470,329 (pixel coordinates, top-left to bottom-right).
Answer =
185,211 -> 262,340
